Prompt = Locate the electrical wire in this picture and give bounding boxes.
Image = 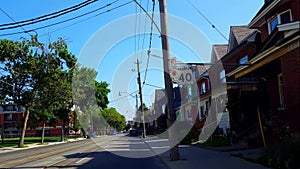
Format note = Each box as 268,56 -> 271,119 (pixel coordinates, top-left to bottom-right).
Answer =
0,0 -> 132,37
136,0 -> 143,61
0,8 -> 33,37
186,0 -> 228,42
109,90 -> 139,103
0,0 -> 97,29
140,0 -> 150,61
144,83 -> 163,89
142,0 -> 155,85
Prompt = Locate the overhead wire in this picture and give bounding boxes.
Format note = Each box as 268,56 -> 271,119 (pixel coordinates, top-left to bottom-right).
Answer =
134,0 -> 138,60
186,0 -> 228,42
140,0 -> 150,61
142,0 -> 155,85
0,0 -> 132,37
137,0 -> 143,61
0,8 -> 32,37
39,0 -> 126,37
0,0 -> 97,29
109,90 -> 139,103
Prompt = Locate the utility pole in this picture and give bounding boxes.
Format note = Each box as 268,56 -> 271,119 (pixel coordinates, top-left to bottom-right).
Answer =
136,59 -> 146,138
158,0 -> 180,160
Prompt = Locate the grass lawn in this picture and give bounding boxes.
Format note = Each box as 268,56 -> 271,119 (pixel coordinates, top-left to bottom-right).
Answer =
0,136 -> 67,148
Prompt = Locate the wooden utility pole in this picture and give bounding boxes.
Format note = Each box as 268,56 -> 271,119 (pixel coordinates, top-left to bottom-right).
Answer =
136,59 -> 146,138
158,0 -> 180,160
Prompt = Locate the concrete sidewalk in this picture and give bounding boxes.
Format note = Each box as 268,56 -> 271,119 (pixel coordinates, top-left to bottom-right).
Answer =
143,136 -> 271,169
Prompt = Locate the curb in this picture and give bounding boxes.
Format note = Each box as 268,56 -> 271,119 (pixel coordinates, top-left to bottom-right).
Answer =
0,138 -> 87,154
140,137 -> 172,169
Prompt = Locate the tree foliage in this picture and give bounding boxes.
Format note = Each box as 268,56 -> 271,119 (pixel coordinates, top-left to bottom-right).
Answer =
101,108 -> 126,131
0,36 -> 76,146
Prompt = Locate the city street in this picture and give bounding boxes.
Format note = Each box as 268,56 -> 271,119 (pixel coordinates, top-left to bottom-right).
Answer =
0,134 -> 271,169
0,134 -> 166,169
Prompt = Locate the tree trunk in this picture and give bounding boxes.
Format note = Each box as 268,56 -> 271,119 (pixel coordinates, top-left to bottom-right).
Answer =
19,107 -> 30,147
61,118 -> 64,142
41,121 -> 45,144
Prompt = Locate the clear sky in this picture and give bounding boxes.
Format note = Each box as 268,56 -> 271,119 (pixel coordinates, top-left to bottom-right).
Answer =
0,0 -> 264,120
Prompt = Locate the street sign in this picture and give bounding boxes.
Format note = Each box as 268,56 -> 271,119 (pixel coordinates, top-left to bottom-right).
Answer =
169,57 -> 196,85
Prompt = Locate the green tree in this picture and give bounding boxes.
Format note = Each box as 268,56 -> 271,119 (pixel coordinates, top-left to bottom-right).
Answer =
94,81 -> 110,109
72,65 -> 111,136
101,108 -> 126,131
0,36 -> 76,147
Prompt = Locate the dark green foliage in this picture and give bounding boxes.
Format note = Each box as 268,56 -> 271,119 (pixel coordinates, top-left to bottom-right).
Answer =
101,108 -> 126,131
0,36 -> 76,147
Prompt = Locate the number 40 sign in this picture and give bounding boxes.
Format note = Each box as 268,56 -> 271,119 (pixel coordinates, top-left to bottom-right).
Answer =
169,57 -> 195,85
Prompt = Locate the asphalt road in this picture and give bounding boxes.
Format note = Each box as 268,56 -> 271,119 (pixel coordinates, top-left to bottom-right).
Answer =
0,134 -> 167,169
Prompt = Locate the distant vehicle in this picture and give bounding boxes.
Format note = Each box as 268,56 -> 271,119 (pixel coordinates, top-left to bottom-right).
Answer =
129,129 -> 137,136
87,131 -> 96,139
110,131 -> 117,135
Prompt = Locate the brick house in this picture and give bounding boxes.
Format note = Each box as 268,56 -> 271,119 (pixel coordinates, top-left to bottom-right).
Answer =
0,103 -> 73,138
226,0 -> 300,145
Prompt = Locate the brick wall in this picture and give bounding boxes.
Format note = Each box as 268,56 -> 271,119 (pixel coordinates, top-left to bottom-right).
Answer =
281,48 -> 300,131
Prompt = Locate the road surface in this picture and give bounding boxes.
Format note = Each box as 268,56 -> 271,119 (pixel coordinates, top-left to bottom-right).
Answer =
0,134 -> 166,169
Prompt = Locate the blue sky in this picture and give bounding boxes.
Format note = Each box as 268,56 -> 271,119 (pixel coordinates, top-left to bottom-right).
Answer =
0,0 -> 264,120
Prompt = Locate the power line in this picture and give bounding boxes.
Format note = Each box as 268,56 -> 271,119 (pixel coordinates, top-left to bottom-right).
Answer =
144,83 -> 163,89
0,0 -> 97,29
0,0 -> 131,37
186,0 -> 228,42
143,0 -> 155,85
137,0 -> 143,60
0,8 -> 32,37
109,90 -> 139,103
140,0 -> 150,62
39,1 -> 123,37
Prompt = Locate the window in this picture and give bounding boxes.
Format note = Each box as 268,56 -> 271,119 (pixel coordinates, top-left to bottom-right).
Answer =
7,114 -> 12,121
201,82 -> 206,94
220,70 -> 226,84
239,55 -> 248,64
200,106 -> 204,119
205,101 -> 209,116
268,10 -> 292,34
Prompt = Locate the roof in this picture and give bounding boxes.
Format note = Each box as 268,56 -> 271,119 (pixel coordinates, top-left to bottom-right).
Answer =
231,26 -> 257,44
196,65 -> 211,75
211,44 -> 228,62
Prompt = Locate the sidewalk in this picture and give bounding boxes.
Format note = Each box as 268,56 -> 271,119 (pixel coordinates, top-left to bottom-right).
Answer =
143,136 -> 271,169
0,137 -> 86,154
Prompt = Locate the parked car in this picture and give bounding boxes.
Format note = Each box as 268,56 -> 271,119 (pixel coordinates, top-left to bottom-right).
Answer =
129,129 -> 137,136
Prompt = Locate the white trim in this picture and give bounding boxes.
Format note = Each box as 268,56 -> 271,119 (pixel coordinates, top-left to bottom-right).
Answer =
267,9 -> 292,34
248,0 -> 281,28
278,21 -> 300,31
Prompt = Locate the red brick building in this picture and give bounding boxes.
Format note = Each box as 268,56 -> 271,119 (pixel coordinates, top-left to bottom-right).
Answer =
226,0 -> 300,146
0,103 -> 71,138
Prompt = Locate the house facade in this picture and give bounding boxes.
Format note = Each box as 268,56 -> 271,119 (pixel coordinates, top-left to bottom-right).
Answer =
0,103 -> 72,138
226,0 -> 300,146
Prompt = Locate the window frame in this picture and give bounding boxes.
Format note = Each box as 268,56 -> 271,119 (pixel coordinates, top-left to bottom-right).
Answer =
219,70 -> 226,84
201,82 -> 206,94
268,9 -> 292,34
